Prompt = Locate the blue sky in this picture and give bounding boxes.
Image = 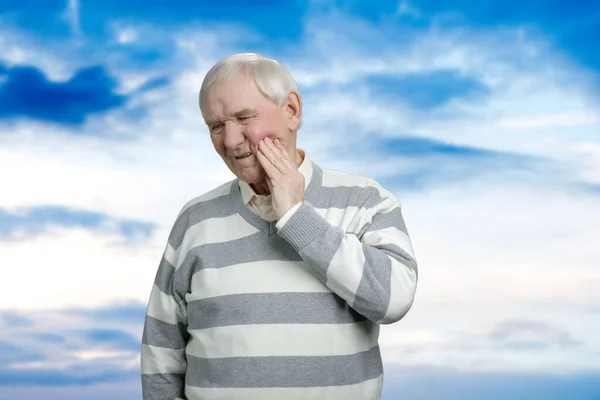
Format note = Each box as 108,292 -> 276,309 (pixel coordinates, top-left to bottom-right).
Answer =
1,0 -> 599,399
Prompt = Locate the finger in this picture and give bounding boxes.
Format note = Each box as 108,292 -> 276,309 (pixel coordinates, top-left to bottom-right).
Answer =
265,138 -> 297,172
256,148 -> 280,178
259,138 -> 287,172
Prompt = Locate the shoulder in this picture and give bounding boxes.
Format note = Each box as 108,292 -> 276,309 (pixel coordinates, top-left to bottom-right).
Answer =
319,166 -> 400,206
164,179 -> 236,249
176,179 -> 235,218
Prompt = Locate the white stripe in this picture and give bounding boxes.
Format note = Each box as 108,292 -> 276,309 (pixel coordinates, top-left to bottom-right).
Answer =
146,285 -> 184,325
177,214 -> 260,268
186,322 -> 379,358
184,374 -> 383,400
187,261 -> 329,301
363,226 -> 415,260
320,169 -> 394,204
178,182 -> 231,216
320,169 -> 373,189
326,235 -> 366,307
314,206 -> 366,235
141,344 -> 186,374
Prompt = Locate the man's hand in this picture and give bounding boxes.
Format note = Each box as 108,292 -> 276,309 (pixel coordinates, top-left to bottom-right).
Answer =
256,136 -> 305,220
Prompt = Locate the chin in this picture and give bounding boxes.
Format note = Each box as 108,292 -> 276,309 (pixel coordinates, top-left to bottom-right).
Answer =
231,165 -> 265,184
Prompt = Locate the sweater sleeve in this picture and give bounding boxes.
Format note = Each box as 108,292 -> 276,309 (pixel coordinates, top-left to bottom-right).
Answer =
276,187 -> 418,324
141,223 -> 190,399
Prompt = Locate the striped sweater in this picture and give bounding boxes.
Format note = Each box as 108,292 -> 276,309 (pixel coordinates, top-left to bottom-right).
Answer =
141,152 -> 418,400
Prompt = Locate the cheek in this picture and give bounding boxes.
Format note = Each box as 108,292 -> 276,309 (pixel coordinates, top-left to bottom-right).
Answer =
246,128 -> 272,153
211,136 -> 226,155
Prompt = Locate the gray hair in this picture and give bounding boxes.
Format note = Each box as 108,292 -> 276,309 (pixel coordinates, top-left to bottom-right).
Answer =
198,53 -> 300,122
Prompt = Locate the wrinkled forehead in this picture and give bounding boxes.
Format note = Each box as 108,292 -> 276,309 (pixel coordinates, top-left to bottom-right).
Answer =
202,72 -> 263,121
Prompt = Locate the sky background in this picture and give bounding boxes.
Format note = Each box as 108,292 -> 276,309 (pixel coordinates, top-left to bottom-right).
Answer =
1,0 -> 599,399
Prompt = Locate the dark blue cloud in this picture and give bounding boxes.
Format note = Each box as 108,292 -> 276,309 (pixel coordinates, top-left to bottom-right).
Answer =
70,302 -> 147,324
0,381 -> 141,400
0,341 -> 46,364
383,366 -> 600,400
339,135 -> 539,190
82,329 -> 140,352
369,136 -> 507,158
0,311 -> 34,327
0,205 -> 155,242
0,367 -> 137,386
579,182 -> 600,196
0,63 -> 126,126
136,76 -> 169,93
28,333 -> 67,344
365,70 -> 489,109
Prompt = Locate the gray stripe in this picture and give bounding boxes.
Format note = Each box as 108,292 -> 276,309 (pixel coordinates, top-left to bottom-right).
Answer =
141,373 -> 185,400
371,207 -> 408,234
186,233 -> 302,270
186,345 -> 383,388
154,257 -> 176,295
169,193 -> 236,250
303,162 -> 323,206
357,205 -> 408,239
378,243 -> 418,272
301,220 -> 343,283
154,255 -> 192,305
308,185 -> 383,210
277,201 -> 339,256
187,292 -> 366,330
142,316 -> 189,349
305,167 -> 384,211
155,233 -> 308,309
352,245 -> 393,322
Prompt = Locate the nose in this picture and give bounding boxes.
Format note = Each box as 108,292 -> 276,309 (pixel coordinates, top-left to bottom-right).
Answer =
222,122 -> 246,151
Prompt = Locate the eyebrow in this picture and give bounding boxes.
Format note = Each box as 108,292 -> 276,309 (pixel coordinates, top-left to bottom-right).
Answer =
206,108 -> 258,126
233,108 -> 258,118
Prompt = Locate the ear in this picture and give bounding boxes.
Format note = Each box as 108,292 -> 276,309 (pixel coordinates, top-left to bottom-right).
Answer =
284,90 -> 302,131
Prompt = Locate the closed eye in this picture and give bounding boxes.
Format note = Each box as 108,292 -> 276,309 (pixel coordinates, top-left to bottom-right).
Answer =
210,124 -> 224,133
238,115 -> 254,123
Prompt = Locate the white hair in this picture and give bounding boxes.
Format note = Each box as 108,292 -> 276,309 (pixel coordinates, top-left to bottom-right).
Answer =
198,53 -> 301,123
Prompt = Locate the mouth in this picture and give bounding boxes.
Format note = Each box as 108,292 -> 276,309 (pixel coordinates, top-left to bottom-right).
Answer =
234,153 -> 253,160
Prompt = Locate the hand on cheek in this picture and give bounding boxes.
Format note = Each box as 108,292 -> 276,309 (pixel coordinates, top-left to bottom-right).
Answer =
256,137 -> 304,220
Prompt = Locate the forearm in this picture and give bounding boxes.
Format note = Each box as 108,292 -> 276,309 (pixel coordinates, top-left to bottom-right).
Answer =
276,200 -> 418,324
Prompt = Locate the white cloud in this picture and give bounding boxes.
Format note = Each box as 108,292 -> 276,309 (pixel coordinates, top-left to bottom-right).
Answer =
397,1 -> 422,19
0,227 -> 161,310
282,13 -> 600,162
65,0 -> 81,39
116,28 -> 138,44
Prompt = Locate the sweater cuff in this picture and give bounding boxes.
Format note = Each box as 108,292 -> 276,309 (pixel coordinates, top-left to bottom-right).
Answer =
276,201 -> 330,253
275,202 -> 303,230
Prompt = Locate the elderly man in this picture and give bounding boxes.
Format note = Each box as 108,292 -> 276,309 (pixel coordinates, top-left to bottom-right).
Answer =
141,53 -> 418,400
